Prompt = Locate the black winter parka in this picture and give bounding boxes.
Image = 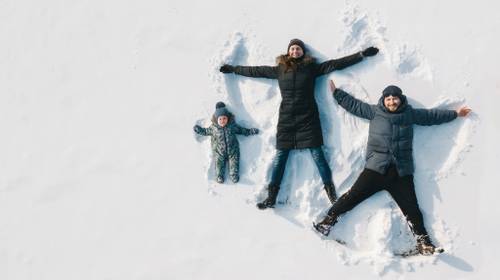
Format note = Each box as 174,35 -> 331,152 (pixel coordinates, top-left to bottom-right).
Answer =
233,52 -> 364,149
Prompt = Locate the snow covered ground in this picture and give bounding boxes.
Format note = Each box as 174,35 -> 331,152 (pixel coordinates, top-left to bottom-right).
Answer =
1,0 -> 499,279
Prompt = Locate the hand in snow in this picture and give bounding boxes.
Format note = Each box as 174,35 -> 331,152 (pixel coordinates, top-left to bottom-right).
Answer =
219,64 -> 235,73
456,107 -> 472,117
329,80 -> 337,93
193,125 -> 203,134
361,47 -> 379,57
249,128 -> 259,135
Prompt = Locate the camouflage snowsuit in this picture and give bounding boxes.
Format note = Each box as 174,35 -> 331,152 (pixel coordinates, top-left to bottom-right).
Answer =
194,115 -> 257,182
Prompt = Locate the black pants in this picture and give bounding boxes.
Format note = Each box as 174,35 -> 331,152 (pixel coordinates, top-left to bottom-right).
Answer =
327,165 -> 428,237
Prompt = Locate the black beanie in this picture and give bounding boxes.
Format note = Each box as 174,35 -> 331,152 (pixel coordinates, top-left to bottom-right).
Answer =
382,85 -> 403,98
215,101 -> 226,109
287,38 -> 306,54
214,101 -> 230,118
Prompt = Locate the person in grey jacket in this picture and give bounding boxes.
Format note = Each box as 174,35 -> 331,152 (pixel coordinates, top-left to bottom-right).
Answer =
194,102 -> 259,184
313,80 -> 471,255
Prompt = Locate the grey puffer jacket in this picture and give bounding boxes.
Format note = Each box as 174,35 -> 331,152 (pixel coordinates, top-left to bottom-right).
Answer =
194,114 -> 257,157
333,88 -> 458,176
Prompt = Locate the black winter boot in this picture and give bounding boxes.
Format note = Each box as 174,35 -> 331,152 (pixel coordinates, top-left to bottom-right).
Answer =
416,235 -> 442,255
230,175 -> 239,183
216,176 -> 224,184
324,183 -> 337,204
313,214 -> 338,237
256,185 -> 280,210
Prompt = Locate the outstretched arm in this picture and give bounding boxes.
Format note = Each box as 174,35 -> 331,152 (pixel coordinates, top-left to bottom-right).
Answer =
315,47 -> 379,76
411,108 -> 457,126
193,125 -> 212,136
412,106 -> 471,126
330,80 -> 375,120
220,64 -> 278,79
233,124 -> 259,136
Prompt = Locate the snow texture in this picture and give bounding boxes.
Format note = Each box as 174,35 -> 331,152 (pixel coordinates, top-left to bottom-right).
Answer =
200,2 -> 481,276
201,4 -> 479,275
1,0 -> 498,279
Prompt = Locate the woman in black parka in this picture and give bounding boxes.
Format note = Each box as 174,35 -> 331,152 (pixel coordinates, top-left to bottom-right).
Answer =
220,39 -> 378,209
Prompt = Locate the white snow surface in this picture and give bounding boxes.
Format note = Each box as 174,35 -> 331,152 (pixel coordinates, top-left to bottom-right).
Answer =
1,0 -> 499,279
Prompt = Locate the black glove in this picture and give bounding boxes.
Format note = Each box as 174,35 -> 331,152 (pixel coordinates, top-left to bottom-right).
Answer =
219,64 -> 235,73
193,125 -> 203,134
249,128 -> 259,135
361,47 -> 379,57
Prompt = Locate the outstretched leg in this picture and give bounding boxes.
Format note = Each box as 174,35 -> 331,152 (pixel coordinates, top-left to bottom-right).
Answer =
314,169 -> 384,236
268,149 -> 290,187
257,149 -> 290,210
387,175 -> 437,255
309,147 -> 333,185
214,153 -> 226,184
228,151 -> 240,183
387,175 -> 428,237
327,169 -> 384,217
309,147 -> 336,203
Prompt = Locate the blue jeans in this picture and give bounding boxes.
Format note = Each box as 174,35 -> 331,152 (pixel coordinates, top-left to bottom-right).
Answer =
269,147 -> 333,187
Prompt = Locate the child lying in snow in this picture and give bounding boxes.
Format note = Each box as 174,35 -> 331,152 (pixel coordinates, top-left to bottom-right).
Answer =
194,102 -> 259,184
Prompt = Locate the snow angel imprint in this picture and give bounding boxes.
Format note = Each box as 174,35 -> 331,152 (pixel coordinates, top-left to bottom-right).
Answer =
220,38 -> 379,209
194,102 -> 259,184
313,80 -> 471,256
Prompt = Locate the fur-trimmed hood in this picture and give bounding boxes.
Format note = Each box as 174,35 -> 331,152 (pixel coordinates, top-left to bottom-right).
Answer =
276,54 -> 316,71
